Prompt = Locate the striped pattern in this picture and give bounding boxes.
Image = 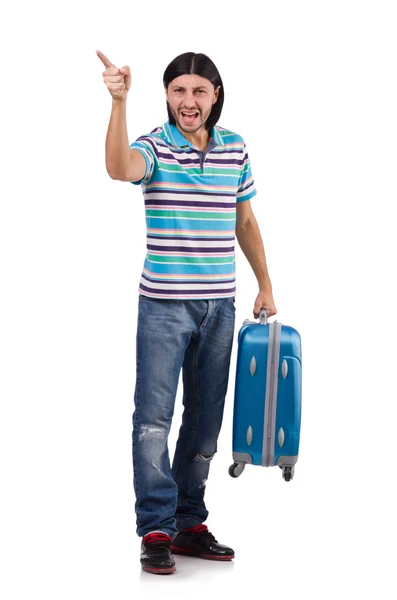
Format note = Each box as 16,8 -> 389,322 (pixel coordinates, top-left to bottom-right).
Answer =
129,121 -> 257,299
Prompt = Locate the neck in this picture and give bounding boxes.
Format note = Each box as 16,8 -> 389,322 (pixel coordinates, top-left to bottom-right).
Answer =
175,123 -> 210,152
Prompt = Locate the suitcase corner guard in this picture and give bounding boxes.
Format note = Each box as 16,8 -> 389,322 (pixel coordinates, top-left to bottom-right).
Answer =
229,453 -> 252,478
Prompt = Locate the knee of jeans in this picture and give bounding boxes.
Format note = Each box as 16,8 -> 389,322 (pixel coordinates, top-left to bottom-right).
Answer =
193,452 -> 215,463
137,424 -> 167,443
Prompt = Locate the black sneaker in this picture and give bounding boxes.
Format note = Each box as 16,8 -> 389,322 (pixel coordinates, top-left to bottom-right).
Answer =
140,532 -> 176,575
171,524 -> 234,561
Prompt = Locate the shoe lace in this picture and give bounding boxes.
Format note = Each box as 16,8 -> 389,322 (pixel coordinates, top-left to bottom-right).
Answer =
143,533 -> 172,553
190,524 -> 217,543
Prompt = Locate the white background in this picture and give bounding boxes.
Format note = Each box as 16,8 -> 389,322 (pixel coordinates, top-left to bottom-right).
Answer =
1,0 -> 396,598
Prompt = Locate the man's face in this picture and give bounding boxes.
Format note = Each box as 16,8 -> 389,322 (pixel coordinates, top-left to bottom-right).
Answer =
166,74 -> 220,135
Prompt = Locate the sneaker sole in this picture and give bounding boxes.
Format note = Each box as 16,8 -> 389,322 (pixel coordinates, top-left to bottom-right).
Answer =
141,564 -> 176,575
171,547 -> 234,561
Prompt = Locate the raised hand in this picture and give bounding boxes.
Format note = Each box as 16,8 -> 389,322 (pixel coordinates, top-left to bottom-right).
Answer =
96,50 -> 131,101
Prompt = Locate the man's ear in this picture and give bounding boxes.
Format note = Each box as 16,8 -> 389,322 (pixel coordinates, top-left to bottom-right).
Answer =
213,85 -> 221,104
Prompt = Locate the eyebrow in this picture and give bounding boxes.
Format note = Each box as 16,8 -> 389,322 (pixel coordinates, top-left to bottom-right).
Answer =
171,85 -> 208,91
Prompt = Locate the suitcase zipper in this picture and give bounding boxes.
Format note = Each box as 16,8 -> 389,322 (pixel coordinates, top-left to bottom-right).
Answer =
263,322 -> 281,466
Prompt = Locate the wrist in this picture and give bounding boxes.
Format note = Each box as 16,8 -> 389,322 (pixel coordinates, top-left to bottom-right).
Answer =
258,279 -> 272,292
112,97 -> 127,108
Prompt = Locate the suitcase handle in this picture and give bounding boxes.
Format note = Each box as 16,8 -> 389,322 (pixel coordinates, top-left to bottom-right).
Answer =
259,309 -> 268,324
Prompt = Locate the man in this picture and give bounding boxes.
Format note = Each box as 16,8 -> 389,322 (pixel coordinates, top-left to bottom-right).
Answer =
97,49 -> 277,575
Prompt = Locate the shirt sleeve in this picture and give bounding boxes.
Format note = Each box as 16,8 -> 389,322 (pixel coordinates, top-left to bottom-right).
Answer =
236,143 -> 257,202
129,136 -> 157,186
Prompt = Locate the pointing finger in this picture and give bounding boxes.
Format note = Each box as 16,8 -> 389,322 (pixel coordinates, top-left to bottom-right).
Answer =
96,50 -> 116,69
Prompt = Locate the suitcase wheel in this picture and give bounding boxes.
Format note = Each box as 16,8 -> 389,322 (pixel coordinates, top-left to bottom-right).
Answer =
281,465 -> 294,482
228,462 -> 245,478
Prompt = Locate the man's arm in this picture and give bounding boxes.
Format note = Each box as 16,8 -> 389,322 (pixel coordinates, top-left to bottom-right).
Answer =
235,200 -> 277,317
97,50 -> 146,182
105,99 -> 146,182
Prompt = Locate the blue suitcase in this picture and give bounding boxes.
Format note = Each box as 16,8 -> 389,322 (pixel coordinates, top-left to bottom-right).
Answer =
229,309 -> 302,482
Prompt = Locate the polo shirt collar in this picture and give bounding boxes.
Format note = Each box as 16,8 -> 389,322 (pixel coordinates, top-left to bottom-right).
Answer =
162,121 -> 224,149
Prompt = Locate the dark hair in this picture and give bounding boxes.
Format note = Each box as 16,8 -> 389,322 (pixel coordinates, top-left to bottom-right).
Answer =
163,52 -> 224,132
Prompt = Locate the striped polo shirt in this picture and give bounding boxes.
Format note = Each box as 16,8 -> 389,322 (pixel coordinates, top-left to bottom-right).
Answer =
129,121 -> 257,299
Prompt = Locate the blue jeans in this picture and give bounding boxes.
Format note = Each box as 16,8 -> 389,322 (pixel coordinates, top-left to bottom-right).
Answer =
132,294 -> 236,539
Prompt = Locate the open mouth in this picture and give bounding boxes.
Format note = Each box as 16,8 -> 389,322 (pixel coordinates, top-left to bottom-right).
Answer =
181,111 -> 199,124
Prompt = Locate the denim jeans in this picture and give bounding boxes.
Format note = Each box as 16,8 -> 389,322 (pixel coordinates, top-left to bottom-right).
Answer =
132,294 -> 236,539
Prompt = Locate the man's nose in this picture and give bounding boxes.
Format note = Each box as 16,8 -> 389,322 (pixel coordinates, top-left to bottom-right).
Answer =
182,90 -> 197,106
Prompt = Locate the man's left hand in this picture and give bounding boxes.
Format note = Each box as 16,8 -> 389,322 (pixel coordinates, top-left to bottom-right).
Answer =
253,289 -> 277,319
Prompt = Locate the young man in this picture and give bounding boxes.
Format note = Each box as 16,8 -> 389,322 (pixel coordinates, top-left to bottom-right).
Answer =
97,49 -> 277,575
